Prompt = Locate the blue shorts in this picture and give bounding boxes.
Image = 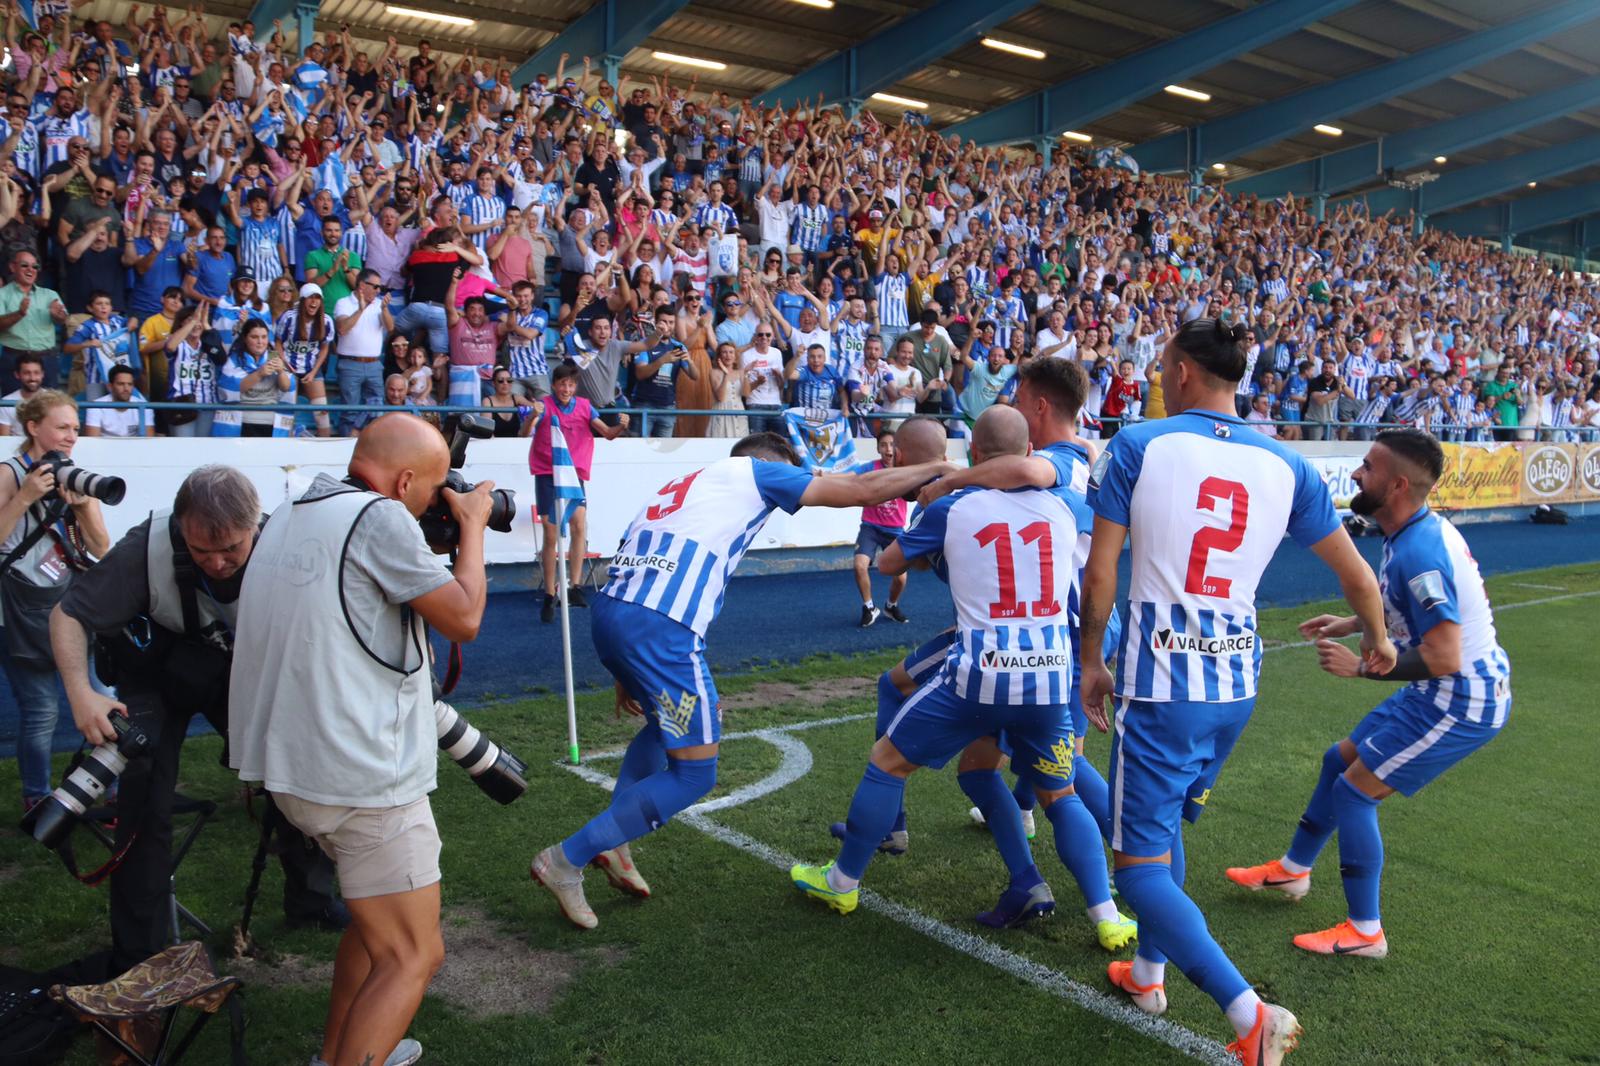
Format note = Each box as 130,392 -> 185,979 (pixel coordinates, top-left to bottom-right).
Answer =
592,595 -> 719,750
902,628 -> 956,686
535,474 -> 587,522
1349,687 -> 1503,797
885,674 -> 1076,791
854,521 -> 900,558
1108,696 -> 1255,857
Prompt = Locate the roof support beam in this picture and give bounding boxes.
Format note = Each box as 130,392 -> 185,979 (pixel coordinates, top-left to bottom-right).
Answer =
1351,130 -> 1600,218
751,0 -> 1035,109
943,0 -> 1361,146
1434,184 -> 1600,241
249,0 -> 317,49
511,0 -> 694,88
1132,0 -> 1600,173
1230,75 -> 1600,200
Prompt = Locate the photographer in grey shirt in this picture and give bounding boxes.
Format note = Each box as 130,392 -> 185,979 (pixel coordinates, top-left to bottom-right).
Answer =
229,413 -> 494,1066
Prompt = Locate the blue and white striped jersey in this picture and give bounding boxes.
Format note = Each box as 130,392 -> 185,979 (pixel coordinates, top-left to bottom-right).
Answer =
897,484 -> 1089,705
602,457 -> 812,637
1380,508 -> 1510,725
507,308 -> 550,379
875,272 -> 910,332
1088,410 -> 1340,703
466,194 -> 505,252
238,216 -> 285,283
794,203 -> 829,252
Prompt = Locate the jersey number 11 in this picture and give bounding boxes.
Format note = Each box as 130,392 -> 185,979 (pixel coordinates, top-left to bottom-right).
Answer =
975,521 -> 1063,620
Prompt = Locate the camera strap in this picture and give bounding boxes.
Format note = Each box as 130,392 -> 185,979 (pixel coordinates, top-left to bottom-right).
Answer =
0,495 -> 67,575
167,513 -> 203,639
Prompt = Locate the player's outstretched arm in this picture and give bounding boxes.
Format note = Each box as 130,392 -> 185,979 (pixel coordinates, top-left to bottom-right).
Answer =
1309,527 -> 1396,676
1078,515 -> 1126,733
914,453 -> 1055,508
799,460 -> 954,509
1317,620 -> 1461,680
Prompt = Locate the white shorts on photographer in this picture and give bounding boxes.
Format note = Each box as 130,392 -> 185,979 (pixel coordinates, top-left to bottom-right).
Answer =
273,792 -> 442,899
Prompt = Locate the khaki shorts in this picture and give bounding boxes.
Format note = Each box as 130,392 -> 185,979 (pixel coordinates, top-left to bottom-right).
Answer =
272,792 -> 442,899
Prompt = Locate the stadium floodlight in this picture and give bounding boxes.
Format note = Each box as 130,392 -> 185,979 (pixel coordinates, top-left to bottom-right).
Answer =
983,38 -> 1046,60
653,51 -> 727,71
1164,85 -> 1211,102
385,5 -> 474,26
872,92 -> 928,109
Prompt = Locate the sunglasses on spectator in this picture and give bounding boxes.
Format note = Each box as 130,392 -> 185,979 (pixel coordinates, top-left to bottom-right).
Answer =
755,331 -> 773,338
14,260 -> 38,269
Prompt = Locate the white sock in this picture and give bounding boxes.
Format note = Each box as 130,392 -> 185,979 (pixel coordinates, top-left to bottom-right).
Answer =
1278,856 -> 1311,875
1131,956 -> 1165,987
862,599 -> 875,610
825,865 -> 859,892
310,395 -> 330,432
1086,900 -> 1120,924
886,600 -> 897,609
1225,989 -> 1263,1038
1348,917 -> 1382,936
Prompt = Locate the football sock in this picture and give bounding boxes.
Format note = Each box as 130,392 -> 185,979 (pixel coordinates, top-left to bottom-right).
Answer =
1131,829 -> 1186,972
886,600 -> 898,609
1043,792 -> 1115,910
1334,776 -> 1384,926
1010,773 -> 1037,813
835,764 -> 906,881
613,721 -> 667,793
863,599 -> 875,610
1115,862 -> 1251,1022
1285,743 -> 1347,872
1072,754 -> 1112,841
959,770 -> 1037,884
561,755 -> 718,867
875,672 -> 909,834
1225,991 -> 1266,1039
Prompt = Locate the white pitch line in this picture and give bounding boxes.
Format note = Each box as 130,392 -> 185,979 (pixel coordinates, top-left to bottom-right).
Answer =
1510,581 -> 1567,592
562,737 -> 1232,1064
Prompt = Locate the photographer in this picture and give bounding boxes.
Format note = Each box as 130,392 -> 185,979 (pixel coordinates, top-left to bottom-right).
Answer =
48,466 -> 345,975
229,413 -> 494,1066
0,390 -> 110,809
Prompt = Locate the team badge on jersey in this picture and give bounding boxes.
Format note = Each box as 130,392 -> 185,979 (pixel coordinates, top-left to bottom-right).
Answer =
654,689 -> 700,738
1408,569 -> 1448,610
1211,421 -> 1232,439
1089,447 -> 1112,489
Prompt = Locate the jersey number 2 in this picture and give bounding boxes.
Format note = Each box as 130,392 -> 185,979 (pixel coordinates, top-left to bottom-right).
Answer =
646,471 -> 700,520
975,521 -> 1062,620
1185,477 -> 1249,598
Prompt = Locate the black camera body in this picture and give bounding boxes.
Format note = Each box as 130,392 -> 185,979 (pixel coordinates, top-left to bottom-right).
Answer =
21,713 -> 150,849
38,450 -> 126,505
418,414 -> 516,548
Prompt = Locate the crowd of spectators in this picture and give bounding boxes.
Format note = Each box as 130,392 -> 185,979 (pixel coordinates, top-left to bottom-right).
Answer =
0,4 -> 1597,443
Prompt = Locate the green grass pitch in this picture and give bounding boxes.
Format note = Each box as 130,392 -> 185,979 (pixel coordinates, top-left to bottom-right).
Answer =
2,563 -> 1595,1064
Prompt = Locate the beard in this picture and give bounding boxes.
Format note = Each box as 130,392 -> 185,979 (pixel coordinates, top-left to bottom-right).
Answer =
1349,486 -> 1386,517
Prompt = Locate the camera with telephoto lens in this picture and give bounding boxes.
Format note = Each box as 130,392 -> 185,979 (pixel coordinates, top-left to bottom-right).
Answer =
434,699 -> 528,804
20,713 -> 150,849
417,414 -> 515,548
37,450 -> 126,505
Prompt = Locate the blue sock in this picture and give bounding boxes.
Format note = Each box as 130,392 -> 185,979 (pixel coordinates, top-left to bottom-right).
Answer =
562,756 -> 718,867
1116,860 -> 1249,1012
1286,744 -> 1347,869
834,764 -> 906,881
1134,830 -> 1184,967
1043,792 -> 1113,908
1334,777 -> 1384,924
614,722 -> 668,793
1072,754 -> 1112,841
959,770 -> 1038,885
1010,773 -> 1036,812
876,673 -> 909,833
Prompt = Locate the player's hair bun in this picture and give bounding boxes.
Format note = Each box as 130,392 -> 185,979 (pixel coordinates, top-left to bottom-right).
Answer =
1214,319 -> 1247,347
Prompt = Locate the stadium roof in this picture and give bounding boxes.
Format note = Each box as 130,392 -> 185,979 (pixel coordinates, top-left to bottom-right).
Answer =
211,0 -> 1600,248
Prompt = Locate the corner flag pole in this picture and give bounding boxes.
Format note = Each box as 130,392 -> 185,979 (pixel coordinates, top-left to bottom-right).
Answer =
556,526 -> 580,765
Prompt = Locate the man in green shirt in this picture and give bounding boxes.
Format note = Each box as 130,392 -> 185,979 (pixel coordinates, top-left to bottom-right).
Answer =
0,252 -> 68,389
895,310 -> 958,415
302,218 -> 363,309
1479,366 -> 1519,441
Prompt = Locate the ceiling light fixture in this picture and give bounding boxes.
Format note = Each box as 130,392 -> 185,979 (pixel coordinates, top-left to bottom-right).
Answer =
1314,124 -> 1343,136
1164,84 -> 1211,102
871,92 -> 928,109
1061,130 -> 1092,142
384,5 -> 474,26
1434,155 -> 1447,164
982,38 -> 1046,60
1528,181 -> 1538,188
1212,162 -> 1227,171
790,0 -> 835,7
652,51 -> 727,71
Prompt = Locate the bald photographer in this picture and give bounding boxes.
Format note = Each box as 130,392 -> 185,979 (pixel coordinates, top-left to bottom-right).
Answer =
48,466 -> 345,976
229,413 -> 495,1066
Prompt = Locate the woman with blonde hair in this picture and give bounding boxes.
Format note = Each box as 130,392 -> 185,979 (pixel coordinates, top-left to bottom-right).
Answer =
0,391 -> 110,809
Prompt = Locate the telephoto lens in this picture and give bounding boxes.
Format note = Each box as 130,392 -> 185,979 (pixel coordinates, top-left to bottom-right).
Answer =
21,715 -> 150,849
434,700 -> 528,804
39,450 -> 126,504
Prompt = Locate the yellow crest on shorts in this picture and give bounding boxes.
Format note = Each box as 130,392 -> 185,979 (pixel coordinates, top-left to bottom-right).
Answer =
1031,736 -> 1075,781
1191,788 -> 1211,807
655,689 -> 699,739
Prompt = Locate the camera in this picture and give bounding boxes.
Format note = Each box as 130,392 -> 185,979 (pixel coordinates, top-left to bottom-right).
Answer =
418,414 -> 516,547
37,450 -> 126,505
434,699 -> 528,804
20,713 -> 150,849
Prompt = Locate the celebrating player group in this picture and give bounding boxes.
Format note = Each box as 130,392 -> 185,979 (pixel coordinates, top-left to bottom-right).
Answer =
527,317 -> 1512,1066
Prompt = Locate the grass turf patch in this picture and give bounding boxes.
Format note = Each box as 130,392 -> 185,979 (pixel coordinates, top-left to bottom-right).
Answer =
0,563 -> 1595,1063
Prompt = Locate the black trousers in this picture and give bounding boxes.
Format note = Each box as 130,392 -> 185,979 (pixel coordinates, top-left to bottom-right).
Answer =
110,685 -> 336,973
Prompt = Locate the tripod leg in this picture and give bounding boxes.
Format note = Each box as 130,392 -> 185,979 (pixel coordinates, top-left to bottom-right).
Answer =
233,795 -> 277,956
